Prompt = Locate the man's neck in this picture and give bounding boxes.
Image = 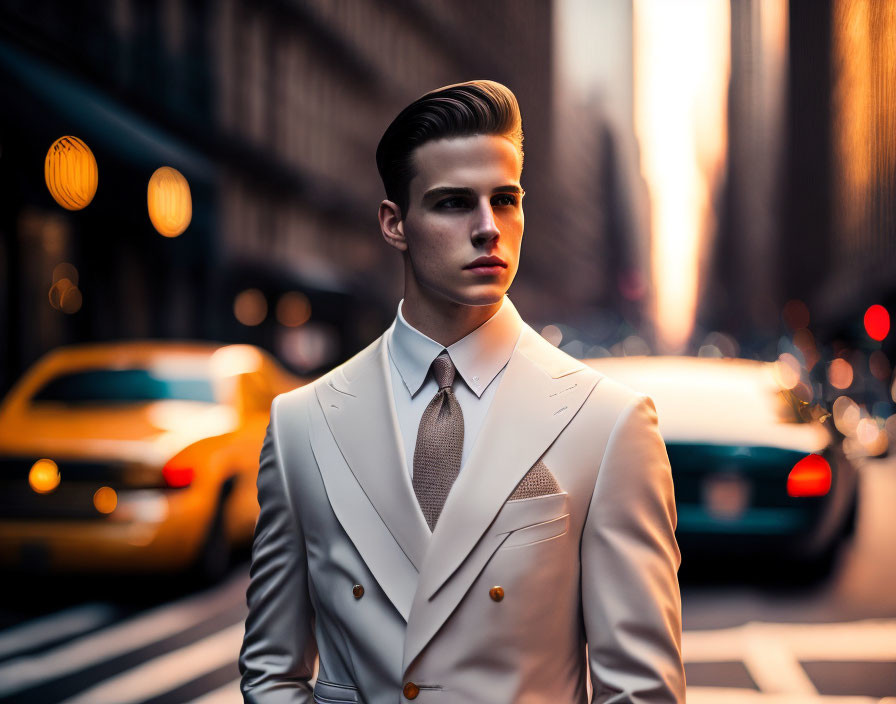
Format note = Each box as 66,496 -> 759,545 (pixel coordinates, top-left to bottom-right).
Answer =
400,295 -> 502,347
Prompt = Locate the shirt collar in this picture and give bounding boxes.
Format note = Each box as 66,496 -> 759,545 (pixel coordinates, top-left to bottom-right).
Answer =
387,295 -> 523,399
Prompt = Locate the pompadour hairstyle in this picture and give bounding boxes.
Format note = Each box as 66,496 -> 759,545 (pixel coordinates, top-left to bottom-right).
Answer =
375,79 -> 524,218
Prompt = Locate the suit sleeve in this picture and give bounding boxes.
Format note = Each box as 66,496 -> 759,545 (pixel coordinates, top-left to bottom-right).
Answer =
581,393 -> 686,703
239,396 -> 318,703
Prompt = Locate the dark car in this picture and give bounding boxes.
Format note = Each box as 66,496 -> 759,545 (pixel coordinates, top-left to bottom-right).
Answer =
585,356 -> 859,573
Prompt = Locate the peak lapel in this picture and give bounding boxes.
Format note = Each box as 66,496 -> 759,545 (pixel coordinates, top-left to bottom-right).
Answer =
402,326 -> 601,670
313,335 -> 430,576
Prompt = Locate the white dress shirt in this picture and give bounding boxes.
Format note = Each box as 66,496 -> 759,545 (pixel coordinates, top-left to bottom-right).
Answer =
386,295 -> 523,478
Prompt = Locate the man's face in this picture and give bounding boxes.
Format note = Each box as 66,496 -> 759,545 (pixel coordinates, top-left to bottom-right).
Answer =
397,134 -> 524,307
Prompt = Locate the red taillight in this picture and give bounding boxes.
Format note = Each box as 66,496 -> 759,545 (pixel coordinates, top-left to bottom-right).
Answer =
787,454 -> 832,497
162,461 -> 194,488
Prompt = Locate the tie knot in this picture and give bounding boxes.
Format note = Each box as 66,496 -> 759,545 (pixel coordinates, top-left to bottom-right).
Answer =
431,351 -> 456,390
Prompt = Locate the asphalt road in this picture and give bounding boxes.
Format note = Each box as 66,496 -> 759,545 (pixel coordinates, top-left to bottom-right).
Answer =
681,454 -> 896,702
1,457 -> 894,703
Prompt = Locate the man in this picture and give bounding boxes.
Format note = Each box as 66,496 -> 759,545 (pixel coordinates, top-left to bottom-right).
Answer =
239,80 -> 685,703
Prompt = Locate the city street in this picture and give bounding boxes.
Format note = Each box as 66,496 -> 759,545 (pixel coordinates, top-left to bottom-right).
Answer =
1,455 -> 893,703
2,2 -> 896,702
681,456 -> 896,702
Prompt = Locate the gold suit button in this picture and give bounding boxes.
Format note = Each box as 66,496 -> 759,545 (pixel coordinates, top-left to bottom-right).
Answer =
489,586 -> 505,602
403,681 -> 420,699
352,584 -> 364,599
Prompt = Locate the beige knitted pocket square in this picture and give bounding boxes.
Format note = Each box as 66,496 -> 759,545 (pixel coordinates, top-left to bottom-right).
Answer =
507,459 -> 561,500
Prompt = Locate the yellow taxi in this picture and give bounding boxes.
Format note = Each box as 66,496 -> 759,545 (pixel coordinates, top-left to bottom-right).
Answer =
0,341 -> 304,582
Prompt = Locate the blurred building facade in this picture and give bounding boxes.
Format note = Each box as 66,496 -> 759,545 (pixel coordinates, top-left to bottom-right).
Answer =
708,0 -> 896,346
816,0 -> 896,340
0,0 -> 553,395
700,0 -> 789,356
545,0 -> 650,358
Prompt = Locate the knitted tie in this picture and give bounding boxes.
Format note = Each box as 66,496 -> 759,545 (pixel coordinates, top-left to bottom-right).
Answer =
412,351 -> 464,531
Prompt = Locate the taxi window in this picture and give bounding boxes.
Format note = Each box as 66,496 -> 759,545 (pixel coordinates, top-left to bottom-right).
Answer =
30,368 -> 216,404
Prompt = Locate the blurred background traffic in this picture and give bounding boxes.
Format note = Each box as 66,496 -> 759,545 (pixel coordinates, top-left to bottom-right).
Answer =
1,0 -> 895,702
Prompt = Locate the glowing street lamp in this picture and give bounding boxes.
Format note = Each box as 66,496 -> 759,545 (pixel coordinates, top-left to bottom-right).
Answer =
44,136 -> 98,210
147,166 -> 192,237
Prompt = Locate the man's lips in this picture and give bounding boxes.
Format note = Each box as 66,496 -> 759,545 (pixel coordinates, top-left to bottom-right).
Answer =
464,256 -> 507,269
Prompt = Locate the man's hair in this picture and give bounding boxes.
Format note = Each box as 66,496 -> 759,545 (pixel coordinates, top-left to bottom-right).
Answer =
375,79 -> 524,218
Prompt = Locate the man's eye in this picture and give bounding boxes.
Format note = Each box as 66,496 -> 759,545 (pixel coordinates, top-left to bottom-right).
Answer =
436,197 -> 470,209
492,194 -> 518,207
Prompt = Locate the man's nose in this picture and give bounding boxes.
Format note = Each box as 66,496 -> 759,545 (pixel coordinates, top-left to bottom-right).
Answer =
471,200 -> 500,246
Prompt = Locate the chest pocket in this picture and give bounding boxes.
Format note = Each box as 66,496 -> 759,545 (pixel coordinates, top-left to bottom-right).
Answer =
491,491 -> 569,548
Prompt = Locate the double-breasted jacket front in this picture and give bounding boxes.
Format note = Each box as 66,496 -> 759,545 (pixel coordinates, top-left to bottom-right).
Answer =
239,322 -> 685,703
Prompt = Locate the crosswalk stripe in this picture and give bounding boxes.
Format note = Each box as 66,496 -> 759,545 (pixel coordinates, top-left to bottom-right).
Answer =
741,624 -> 818,695
0,572 -> 248,698
0,602 -> 119,661
684,618 -> 896,661
57,622 -> 244,704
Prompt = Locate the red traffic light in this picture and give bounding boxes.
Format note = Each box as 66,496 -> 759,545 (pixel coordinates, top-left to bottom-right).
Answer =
864,305 -> 890,342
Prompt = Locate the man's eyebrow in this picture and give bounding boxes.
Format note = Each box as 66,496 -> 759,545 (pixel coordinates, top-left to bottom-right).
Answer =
422,185 -> 525,200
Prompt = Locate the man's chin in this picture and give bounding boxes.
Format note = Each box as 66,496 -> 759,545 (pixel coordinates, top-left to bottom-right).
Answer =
453,287 -> 508,307
409,280 -> 510,309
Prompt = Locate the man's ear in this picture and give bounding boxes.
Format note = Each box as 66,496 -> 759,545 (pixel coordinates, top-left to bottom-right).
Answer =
379,200 -> 408,252
379,199 -> 407,252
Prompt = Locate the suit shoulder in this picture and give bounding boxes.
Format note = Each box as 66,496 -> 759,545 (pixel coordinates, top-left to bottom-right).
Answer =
574,366 -> 655,433
588,370 -> 647,405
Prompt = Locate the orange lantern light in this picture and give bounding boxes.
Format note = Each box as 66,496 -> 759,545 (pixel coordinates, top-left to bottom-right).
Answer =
147,166 -> 192,237
44,136 -> 98,210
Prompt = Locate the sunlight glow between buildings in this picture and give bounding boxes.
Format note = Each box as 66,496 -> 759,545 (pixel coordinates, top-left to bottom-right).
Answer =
633,0 -> 731,353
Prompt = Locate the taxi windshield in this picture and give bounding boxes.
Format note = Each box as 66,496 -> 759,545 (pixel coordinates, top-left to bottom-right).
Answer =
30,368 -> 216,405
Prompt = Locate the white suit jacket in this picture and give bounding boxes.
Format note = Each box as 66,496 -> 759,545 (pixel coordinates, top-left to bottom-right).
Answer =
238,322 -> 686,703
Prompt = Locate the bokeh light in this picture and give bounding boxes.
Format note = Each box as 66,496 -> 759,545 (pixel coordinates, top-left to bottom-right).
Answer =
885,413 -> 896,440
792,328 -> 819,370
621,335 -> 651,356
28,459 -> 60,494
147,166 -> 192,237
276,323 -> 339,372
586,345 -> 611,358
44,136 -> 98,210
773,352 -> 801,389
234,289 -> 267,326
782,299 -> 810,330
869,349 -> 891,382
210,344 -> 264,376
52,262 -> 78,286
700,331 -> 740,358
60,284 -> 82,313
863,304 -> 890,341
857,417 -> 888,455
93,486 -> 118,514
276,291 -> 312,327
48,276 -> 83,314
828,357 -> 854,389
787,455 -> 832,497
832,395 -> 861,436
697,344 -> 723,357
541,324 -> 562,346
